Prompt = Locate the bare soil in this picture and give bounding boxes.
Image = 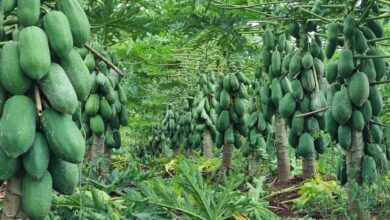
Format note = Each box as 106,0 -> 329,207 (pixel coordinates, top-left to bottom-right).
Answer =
267,175 -> 323,219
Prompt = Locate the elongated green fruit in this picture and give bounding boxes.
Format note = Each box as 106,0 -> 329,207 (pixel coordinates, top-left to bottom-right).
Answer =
84,53 -> 96,72
332,90 -> 352,125
338,49 -> 354,78
118,85 -> 127,104
17,0 -> 40,27
343,15 -> 356,41
354,30 -> 368,54
22,133 -> 50,180
49,156 -> 79,194
60,49 -> 92,101
298,133 -> 315,158
0,41 -> 32,94
19,27 -> 51,80
366,19 -> 383,38
85,94 -> 100,115
41,108 -> 85,163
0,148 -> 20,181
348,72 -> 369,107
58,0 -> 91,47
0,96 -> 36,158
2,0 -> 16,15
40,63 -> 78,115
271,50 -> 281,75
22,171 -> 52,220
43,11 -> 74,57
90,115 -> 104,136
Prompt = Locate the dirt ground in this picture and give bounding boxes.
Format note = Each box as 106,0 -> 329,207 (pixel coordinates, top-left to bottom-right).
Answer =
267,176 -> 323,219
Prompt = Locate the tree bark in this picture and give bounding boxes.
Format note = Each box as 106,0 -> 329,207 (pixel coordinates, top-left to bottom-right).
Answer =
274,113 -> 291,183
302,154 -> 316,179
346,131 -> 366,220
219,144 -> 234,171
90,134 -> 105,160
203,129 -> 213,160
104,146 -> 112,156
249,151 -> 259,176
1,173 -> 26,220
186,146 -> 193,156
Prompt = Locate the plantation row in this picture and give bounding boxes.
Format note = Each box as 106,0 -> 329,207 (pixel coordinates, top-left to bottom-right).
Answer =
148,1 -> 390,218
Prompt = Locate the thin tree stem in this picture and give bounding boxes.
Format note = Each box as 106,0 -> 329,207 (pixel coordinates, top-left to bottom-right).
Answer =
84,44 -> 123,76
367,36 -> 390,43
298,7 -> 332,23
355,54 -> 390,59
295,106 -> 331,118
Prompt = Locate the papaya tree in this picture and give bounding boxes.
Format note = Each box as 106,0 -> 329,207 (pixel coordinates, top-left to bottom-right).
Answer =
79,42 -> 128,161
178,97 -> 195,155
259,28 -> 293,182
0,0 -> 98,219
243,74 -> 273,175
324,1 -> 388,218
215,64 -> 251,171
280,14 -> 328,178
149,102 -> 194,157
148,124 -> 167,157
190,73 -> 218,159
161,104 -> 180,155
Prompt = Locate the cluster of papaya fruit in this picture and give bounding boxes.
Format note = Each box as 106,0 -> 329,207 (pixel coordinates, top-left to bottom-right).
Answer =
0,0 -> 91,219
281,25 -> 329,159
259,30 -> 293,124
215,66 -> 251,149
148,123 -> 167,156
0,0 -> 127,219
162,105 -> 181,151
322,5 -> 388,185
242,78 -> 273,159
79,43 -> 128,150
188,74 -> 218,153
148,104 -> 182,155
179,97 -> 194,151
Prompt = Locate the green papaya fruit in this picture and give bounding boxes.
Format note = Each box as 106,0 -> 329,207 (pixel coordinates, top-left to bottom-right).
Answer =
332,89 -> 352,125
19,26 -> 51,80
22,171 -> 52,220
40,63 -> 78,115
0,41 -> 32,95
348,72 -> 369,107
0,96 -> 36,158
22,133 -> 50,180
43,11 -> 74,57
41,108 -> 85,164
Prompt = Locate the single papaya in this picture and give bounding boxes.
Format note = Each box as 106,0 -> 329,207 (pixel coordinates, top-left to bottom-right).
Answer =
19,27 -> 51,80
338,49 -> 354,78
0,96 -> 36,158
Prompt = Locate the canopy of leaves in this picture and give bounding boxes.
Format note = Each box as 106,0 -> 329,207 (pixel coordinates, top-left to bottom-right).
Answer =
85,0 -> 390,147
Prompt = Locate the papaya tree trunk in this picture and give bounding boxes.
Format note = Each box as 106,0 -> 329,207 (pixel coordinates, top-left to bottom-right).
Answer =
104,145 -> 112,157
186,146 -> 193,156
90,134 -> 105,160
1,173 -> 26,220
249,151 -> 259,176
302,154 -> 316,178
203,129 -> 213,160
274,113 -> 291,182
346,131 -> 365,220
220,144 -> 234,171
173,146 -> 180,157
104,146 -> 113,173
